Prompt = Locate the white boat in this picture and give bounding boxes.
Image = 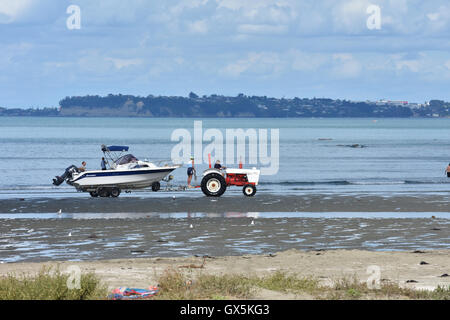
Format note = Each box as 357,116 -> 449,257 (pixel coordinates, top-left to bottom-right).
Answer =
52,145 -> 180,197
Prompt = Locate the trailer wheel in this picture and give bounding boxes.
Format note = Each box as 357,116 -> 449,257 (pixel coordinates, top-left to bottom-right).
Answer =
243,184 -> 257,197
152,181 -> 161,192
110,187 -> 121,198
89,191 -> 98,198
98,187 -> 111,198
201,173 -> 226,197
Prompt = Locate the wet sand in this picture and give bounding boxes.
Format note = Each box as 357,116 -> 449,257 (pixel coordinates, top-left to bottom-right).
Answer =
1,216 -> 448,263
1,249 -> 449,296
1,193 -> 450,213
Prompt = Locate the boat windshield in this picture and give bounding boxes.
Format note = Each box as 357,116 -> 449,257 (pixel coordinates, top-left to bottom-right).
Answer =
115,154 -> 139,165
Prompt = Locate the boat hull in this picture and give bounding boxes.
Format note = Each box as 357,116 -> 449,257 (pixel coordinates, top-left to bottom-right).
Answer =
70,167 -> 177,191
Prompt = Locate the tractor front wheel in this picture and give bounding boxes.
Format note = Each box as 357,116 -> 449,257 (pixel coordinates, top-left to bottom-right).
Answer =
243,184 -> 257,197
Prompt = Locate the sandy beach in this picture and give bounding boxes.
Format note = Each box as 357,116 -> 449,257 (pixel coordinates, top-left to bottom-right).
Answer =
1,194 -> 448,299
1,249 -> 449,299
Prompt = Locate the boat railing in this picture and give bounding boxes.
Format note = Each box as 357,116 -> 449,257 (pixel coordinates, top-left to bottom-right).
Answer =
144,159 -> 181,167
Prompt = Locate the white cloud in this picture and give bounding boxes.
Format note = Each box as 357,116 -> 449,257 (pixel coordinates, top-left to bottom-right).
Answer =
148,57 -> 184,76
427,13 -> 440,22
187,19 -> 209,34
215,0 -> 295,35
425,5 -> 450,32
105,57 -> 143,69
216,0 -> 271,11
331,53 -> 362,78
77,51 -> 115,74
395,60 -> 420,73
290,50 -> 328,71
0,42 -> 33,67
331,0 -> 372,34
388,53 -> 425,73
0,0 -> 33,23
220,52 -> 285,77
170,0 -> 210,15
237,24 -> 288,35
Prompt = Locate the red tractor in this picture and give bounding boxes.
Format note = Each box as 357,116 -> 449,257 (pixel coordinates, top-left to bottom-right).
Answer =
200,167 -> 261,197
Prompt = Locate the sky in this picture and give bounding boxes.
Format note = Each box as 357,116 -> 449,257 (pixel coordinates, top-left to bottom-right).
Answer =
1,0 -> 450,108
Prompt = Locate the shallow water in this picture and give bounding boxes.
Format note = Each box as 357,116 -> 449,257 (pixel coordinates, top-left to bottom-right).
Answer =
1,211 -> 450,220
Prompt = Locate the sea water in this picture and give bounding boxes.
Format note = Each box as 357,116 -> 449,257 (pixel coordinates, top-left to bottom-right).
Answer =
0,117 -> 449,199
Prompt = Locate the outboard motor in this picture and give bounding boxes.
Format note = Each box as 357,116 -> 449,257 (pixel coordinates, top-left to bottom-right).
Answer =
52,165 -> 79,186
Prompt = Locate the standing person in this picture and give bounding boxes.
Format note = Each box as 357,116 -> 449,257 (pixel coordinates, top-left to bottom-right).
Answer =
446,163 -> 450,177
101,157 -> 107,170
187,157 -> 196,188
79,161 -> 87,172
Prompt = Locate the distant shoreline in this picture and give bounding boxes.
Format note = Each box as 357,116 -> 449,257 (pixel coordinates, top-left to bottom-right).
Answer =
1,114 -> 450,119
2,94 -> 449,118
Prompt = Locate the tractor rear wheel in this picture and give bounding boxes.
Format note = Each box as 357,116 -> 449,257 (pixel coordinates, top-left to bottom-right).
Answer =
201,173 -> 227,197
243,184 -> 257,197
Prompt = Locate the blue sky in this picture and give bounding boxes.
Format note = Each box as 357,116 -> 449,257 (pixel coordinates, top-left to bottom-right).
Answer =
1,0 -> 450,107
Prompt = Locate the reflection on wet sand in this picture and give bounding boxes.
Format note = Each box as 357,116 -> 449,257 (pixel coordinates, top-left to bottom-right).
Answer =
0,215 -> 448,263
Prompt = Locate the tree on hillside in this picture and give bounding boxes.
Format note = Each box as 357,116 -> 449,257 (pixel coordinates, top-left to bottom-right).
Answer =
189,92 -> 199,99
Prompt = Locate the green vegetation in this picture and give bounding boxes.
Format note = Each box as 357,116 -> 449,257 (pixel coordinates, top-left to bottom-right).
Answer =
0,107 -> 58,117
0,266 -> 108,300
57,94 -> 419,117
155,267 -> 254,300
154,269 -> 450,300
1,266 -> 448,300
325,275 -> 450,300
251,271 -> 320,294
